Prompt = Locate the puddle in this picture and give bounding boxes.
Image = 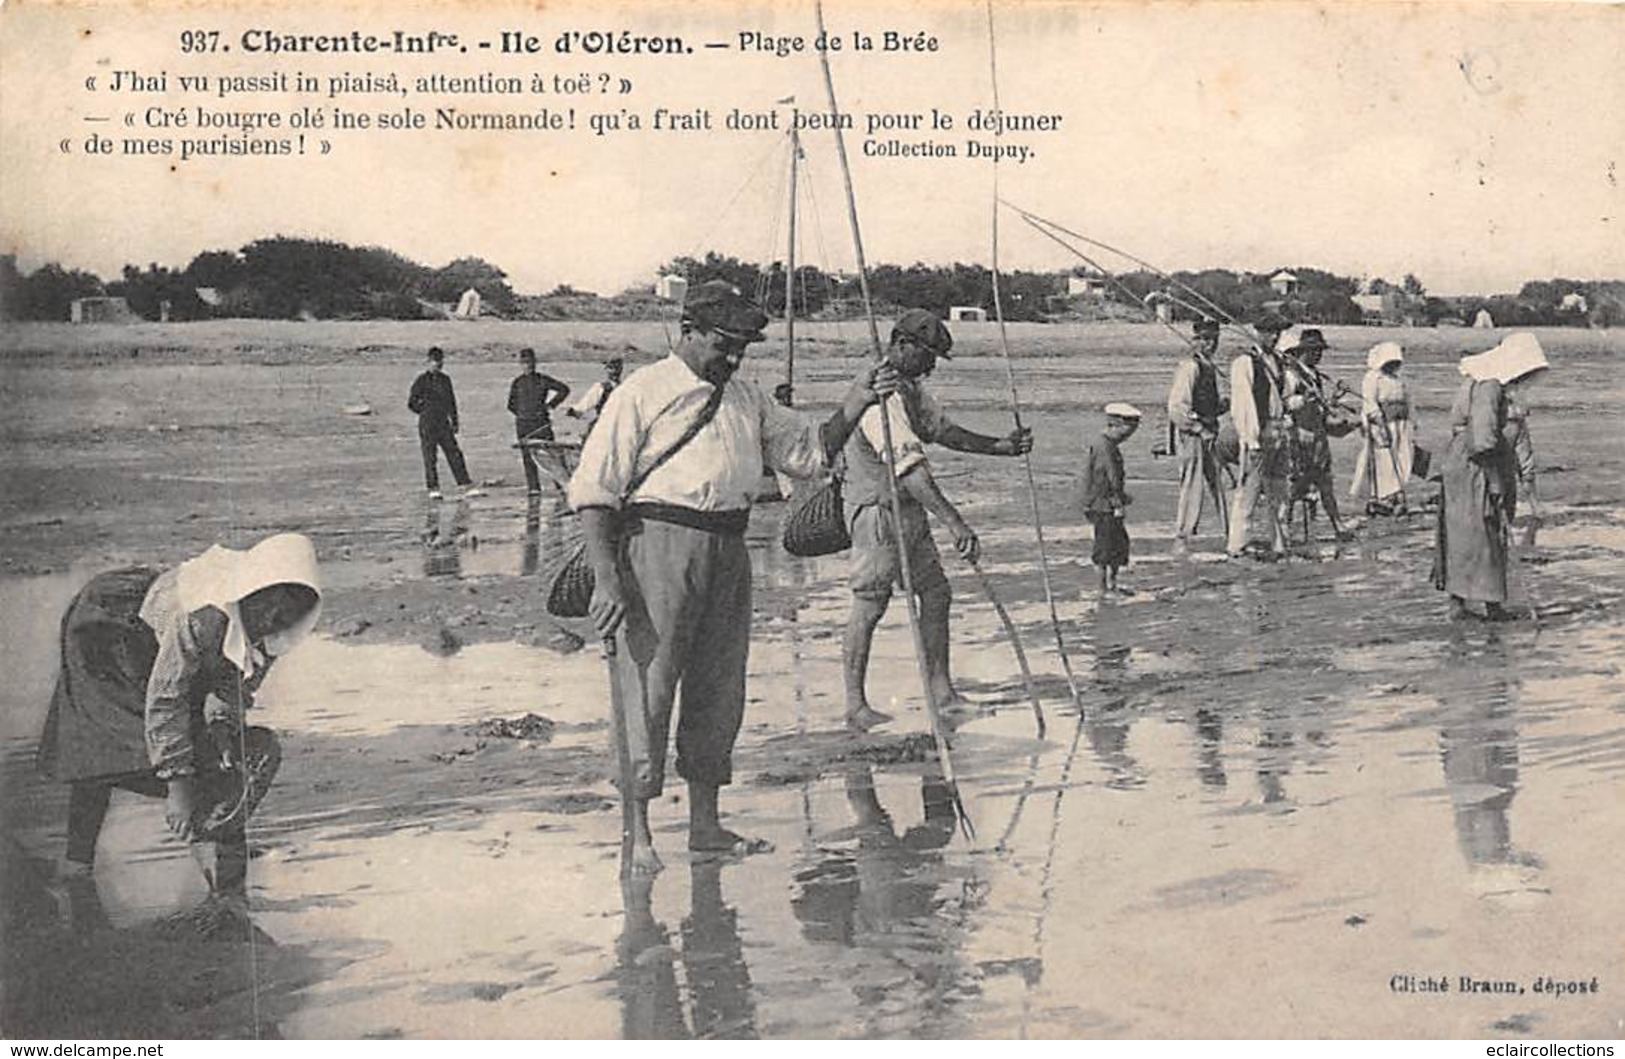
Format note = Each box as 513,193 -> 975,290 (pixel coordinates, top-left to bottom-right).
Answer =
5,499 -> 1625,1038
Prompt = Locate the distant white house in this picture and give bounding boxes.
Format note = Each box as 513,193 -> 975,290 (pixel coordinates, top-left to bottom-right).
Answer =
1067,274 -> 1109,298
1474,308 -> 1496,329
1561,292 -> 1589,313
655,274 -> 689,302
70,296 -> 137,324
1355,290 -> 1414,324
1269,270 -> 1300,296
948,306 -> 987,322
195,287 -> 223,307
453,288 -> 482,319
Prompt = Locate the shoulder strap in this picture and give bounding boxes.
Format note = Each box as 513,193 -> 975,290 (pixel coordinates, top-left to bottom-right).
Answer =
623,383 -> 727,499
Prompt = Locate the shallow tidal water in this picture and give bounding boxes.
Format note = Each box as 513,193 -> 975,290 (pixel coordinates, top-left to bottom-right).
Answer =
3,329 -> 1623,1038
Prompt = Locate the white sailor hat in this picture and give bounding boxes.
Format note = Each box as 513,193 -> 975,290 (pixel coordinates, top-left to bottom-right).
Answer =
1104,402 -> 1143,419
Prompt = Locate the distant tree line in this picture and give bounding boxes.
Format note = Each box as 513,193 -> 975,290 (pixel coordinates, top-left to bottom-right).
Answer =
0,239 -> 517,322
661,252 -> 1064,322
2,242 -> 1619,328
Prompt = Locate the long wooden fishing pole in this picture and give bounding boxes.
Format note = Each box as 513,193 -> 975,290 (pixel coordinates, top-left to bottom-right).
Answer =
1012,210 -> 1239,529
968,557 -> 1045,737
983,2 -> 1074,733
602,634 -> 641,878
1001,198 -> 1241,330
784,126 -> 799,399
1012,205 -> 1248,348
814,0 -> 973,839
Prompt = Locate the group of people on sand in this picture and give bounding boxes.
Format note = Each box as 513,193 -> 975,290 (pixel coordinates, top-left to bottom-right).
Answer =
36,281 -> 1550,897
408,344 -> 624,499
1163,312 -> 1546,622
1165,314 -> 1420,565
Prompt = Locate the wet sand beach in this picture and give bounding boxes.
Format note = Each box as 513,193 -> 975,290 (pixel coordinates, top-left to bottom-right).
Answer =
2,321 -> 1622,1038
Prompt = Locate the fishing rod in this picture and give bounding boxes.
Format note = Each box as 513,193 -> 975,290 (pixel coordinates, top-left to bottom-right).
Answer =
967,557 -> 1046,737
1011,209 -> 1238,519
814,0 -> 973,840
602,635 -> 641,877
1001,198 -> 1243,334
1011,204 -> 1256,353
981,0 -> 1064,738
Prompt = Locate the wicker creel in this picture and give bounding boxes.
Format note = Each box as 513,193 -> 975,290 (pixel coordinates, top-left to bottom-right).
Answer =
781,477 -> 851,557
545,543 -> 595,618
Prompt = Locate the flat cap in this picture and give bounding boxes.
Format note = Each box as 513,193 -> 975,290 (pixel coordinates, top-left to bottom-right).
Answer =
682,280 -> 769,343
1254,312 -> 1290,334
1296,329 -> 1328,351
891,309 -> 954,358
1104,402 -> 1143,419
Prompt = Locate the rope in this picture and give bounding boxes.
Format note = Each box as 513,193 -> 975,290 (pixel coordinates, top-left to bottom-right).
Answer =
1001,198 -> 1240,328
815,0 -> 973,840
984,0 -> 1064,737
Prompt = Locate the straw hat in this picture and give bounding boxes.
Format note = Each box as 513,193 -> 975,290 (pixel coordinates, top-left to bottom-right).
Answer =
1104,402 -> 1143,420
1367,342 -> 1404,371
1459,332 -> 1549,384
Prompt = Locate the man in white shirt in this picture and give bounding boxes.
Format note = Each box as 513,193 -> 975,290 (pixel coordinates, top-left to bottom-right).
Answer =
567,281 -> 896,876
564,356 -> 624,439
841,310 -> 1032,732
1227,314 -> 1290,559
1167,318 -> 1229,552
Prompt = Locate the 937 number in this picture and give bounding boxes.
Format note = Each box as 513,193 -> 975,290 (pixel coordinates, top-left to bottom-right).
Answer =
180,30 -> 222,53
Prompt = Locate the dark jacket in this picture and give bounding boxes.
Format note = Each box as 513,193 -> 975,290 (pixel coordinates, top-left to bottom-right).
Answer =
409,370 -> 458,432
507,372 -> 570,425
1080,434 -> 1127,515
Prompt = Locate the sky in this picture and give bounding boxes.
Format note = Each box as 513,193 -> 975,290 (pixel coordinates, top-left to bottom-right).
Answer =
2,0 -> 1621,298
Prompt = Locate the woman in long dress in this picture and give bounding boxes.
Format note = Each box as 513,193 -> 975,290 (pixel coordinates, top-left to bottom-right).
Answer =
1350,341 -> 1415,514
37,533 -> 322,897
1431,333 -> 1546,621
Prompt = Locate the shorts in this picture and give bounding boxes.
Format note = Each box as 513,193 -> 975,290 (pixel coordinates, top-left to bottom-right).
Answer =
847,502 -> 949,602
1089,513 -> 1130,568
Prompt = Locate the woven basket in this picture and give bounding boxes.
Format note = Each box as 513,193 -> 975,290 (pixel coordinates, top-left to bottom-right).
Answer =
546,543 -> 596,618
782,477 -> 851,557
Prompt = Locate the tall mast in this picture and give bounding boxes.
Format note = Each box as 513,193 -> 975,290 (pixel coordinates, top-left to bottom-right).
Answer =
784,127 -> 799,401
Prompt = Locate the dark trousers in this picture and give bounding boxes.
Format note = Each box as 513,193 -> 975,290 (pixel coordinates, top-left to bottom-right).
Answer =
516,418 -> 552,493
66,727 -> 282,894
419,422 -> 471,491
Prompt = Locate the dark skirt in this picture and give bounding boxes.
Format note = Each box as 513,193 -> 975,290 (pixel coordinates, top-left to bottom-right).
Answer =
37,568 -> 164,783
1089,513 -> 1131,568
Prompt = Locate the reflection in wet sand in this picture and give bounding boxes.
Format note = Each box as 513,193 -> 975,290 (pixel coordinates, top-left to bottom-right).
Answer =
1437,635 -> 1543,900
422,498 -> 467,580
791,764 -> 965,1035
615,876 -> 688,1040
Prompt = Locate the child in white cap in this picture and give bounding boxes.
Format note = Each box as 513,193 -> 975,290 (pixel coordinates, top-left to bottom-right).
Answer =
1081,403 -> 1142,595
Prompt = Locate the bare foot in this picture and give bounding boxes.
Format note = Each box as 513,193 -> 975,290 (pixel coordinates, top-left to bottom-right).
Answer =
845,705 -> 893,732
934,694 -> 979,727
625,841 -> 664,878
688,827 -> 773,856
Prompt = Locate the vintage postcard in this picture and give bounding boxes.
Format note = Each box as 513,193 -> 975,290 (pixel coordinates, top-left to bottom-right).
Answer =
2,0 -> 1622,1041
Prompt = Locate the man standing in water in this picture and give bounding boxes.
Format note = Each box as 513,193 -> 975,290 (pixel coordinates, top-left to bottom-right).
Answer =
568,281 -> 897,875
842,309 -> 1033,732
566,357 -> 624,439
1227,314 -> 1290,559
408,347 -> 483,501
1280,329 -> 1354,541
507,347 -> 571,497
1167,318 -> 1229,553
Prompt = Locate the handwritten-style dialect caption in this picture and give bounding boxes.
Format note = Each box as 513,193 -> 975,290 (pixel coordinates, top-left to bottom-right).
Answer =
61,24 -> 1062,165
